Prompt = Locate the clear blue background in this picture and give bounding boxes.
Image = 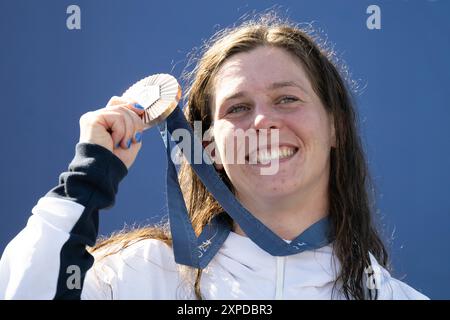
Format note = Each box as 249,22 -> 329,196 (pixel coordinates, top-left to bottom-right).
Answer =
0,0 -> 448,299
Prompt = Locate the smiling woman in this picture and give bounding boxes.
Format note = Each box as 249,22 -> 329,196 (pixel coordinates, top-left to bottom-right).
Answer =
0,12 -> 428,300
211,46 -> 335,241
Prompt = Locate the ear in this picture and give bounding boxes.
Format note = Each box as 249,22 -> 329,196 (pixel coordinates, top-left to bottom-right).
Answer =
202,140 -> 224,170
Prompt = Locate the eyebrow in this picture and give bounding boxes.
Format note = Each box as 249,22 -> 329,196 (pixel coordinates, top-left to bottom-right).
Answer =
220,80 -> 309,103
269,81 -> 309,94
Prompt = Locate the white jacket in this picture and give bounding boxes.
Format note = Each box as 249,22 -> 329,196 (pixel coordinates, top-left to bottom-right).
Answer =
0,144 -> 429,300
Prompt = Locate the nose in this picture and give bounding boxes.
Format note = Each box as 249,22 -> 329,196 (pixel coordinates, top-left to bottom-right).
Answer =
252,103 -> 283,131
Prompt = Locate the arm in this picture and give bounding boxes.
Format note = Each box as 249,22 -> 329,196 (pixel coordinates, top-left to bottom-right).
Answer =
0,97 -> 145,299
0,143 -> 127,299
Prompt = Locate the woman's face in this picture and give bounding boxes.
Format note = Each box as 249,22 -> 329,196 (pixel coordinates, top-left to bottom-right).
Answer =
211,46 -> 335,205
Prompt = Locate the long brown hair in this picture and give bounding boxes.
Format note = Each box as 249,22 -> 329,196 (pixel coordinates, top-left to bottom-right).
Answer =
92,12 -> 388,300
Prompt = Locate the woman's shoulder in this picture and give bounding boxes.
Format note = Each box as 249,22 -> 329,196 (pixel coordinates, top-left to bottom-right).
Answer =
368,253 -> 429,300
92,237 -> 177,272
83,237 -> 186,299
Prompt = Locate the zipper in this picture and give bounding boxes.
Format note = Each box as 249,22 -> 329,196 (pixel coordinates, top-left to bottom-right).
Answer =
275,256 -> 286,300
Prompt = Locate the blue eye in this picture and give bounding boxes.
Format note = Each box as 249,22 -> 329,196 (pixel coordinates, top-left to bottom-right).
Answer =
278,96 -> 299,104
228,105 -> 250,114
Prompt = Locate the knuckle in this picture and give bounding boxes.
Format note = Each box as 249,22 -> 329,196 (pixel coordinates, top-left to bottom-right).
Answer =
111,105 -> 129,114
107,96 -> 127,107
79,111 -> 95,125
107,95 -> 120,103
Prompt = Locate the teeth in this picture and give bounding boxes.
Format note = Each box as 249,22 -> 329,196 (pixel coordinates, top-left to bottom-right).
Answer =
254,147 -> 296,164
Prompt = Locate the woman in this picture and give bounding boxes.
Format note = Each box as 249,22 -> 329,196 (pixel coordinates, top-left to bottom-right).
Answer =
0,14 -> 428,300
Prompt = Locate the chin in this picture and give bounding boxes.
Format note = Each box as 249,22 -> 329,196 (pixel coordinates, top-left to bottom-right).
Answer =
248,183 -> 296,198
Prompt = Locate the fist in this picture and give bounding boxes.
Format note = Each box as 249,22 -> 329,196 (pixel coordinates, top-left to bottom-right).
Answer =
79,96 -> 146,169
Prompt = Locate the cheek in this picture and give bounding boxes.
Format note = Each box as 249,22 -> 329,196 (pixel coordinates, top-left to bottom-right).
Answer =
290,110 -> 332,146
212,124 -> 233,158
213,124 -> 249,167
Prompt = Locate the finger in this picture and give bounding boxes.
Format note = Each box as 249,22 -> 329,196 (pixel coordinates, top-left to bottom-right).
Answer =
106,96 -> 127,107
104,99 -> 145,146
116,106 -> 135,149
125,102 -> 146,118
106,97 -> 146,118
120,105 -> 145,145
104,106 -> 138,148
123,103 -> 145,137
93,110 -> 127,147
110,104 -> 145,144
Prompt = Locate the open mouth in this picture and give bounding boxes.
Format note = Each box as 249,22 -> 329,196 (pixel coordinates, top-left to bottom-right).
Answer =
245,146 -> 299,165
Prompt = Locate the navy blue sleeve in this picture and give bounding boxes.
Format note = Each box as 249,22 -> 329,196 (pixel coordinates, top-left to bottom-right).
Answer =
46,143 -> 127,299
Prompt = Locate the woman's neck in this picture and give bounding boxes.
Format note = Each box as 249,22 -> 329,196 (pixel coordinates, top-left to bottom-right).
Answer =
233,179 -> 330,241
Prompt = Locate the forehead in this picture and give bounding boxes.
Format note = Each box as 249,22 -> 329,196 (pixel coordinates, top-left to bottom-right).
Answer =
213,46 -> 312,98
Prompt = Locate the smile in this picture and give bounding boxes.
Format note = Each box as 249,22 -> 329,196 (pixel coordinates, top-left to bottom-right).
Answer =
246,146 -> 299,165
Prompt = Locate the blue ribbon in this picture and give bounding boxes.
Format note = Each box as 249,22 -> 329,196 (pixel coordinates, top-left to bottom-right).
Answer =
158,105 -> 333,268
